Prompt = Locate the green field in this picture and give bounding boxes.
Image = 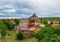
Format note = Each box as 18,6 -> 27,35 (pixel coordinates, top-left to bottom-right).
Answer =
2,30 -> 38,42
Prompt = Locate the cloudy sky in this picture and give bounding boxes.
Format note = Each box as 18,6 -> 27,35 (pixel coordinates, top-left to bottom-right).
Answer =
0,0 -> 60,18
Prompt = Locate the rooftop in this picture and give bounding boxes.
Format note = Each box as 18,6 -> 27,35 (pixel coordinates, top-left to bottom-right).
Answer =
18,26 -> 30,31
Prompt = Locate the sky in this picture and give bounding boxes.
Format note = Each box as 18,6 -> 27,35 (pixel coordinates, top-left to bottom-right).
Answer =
0,0 -> 60,18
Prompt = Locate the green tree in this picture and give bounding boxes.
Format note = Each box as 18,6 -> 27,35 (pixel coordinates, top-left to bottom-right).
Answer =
3,20 -> 15,30
15,19 -> 20,25
35,25 -> 60,42
0,21 -> 7,42
16,31 -> 24,40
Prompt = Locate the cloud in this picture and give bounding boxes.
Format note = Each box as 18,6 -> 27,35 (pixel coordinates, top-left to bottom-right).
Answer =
0,0 -> 60,18
0,13 -> 6,15
5,8 -> 16,12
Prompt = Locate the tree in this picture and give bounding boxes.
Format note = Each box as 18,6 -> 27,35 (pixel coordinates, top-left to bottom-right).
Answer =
15,19 -> 20,25
35,25 -> 60,42
30,31 -> 35,37
0,21 -> 7,42
3,20 -> 15,30
16,31 -> 24,40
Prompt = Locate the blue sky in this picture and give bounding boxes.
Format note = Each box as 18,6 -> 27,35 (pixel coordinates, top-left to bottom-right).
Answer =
0,0 -> 60,18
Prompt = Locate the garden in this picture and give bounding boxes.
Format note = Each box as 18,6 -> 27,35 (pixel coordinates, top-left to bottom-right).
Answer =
0,19 -> 60,42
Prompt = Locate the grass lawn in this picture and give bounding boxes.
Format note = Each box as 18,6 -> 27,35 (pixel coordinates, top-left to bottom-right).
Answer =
15,38 -> 38,42
2,30 -> 38,42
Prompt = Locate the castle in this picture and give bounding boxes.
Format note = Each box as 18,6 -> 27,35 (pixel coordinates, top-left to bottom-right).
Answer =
19,13 -> 40,31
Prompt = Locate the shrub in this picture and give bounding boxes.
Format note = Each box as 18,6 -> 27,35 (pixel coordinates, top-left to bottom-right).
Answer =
30,31 -> 35,37
35,25 -> 60,42
1,29 -> 7,36
16,31 -> 24,40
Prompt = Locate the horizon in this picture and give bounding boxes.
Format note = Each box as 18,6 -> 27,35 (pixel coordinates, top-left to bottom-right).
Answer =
0,16 -> 60,19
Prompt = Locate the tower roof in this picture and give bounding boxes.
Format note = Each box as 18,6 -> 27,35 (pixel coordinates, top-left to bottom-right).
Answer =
31,13 -> 38,17
28,13 -> 38,20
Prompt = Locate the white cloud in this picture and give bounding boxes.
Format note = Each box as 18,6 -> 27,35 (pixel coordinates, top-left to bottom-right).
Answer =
0,4 -> 16,13
5,8 -> 16,12
0,0 -> 60,18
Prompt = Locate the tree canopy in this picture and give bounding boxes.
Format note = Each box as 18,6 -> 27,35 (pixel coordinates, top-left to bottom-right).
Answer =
35,25 -> 60,42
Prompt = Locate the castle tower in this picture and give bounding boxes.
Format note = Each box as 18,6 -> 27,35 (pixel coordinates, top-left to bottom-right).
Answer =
28,13 -> 40,27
